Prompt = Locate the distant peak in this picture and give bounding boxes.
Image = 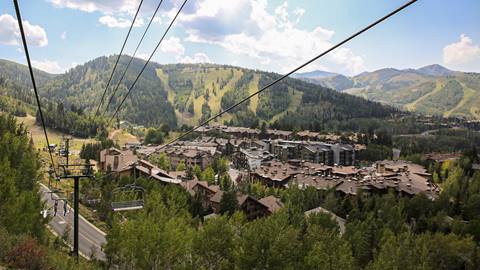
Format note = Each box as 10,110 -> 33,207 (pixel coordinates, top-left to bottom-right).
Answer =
416,64 -> 454,76
292,70 -> 340,79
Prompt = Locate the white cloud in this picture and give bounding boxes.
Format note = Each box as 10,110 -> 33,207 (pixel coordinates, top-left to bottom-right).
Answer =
98,15 -> 144,28
180,0 -> 364,75
0,14 -> 48,47
179,52 -> 211,64
157,35 -> 210,64
61,31 -> 67,40
48,0 -> 182,20
135,53 -> 149,60
152,17 -> 162,24
48,0 -> 139,14
275,2 -> 289,23
160,37 -> 185,55
443,34 -> 480,65
32,60 -> 64,74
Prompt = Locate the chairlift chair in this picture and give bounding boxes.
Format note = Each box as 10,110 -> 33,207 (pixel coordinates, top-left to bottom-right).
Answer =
111,184 -> 146,212
47,190 -> 69,216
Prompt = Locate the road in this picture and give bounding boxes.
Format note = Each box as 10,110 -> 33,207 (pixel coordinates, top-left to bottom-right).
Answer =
39,184 -> 107,261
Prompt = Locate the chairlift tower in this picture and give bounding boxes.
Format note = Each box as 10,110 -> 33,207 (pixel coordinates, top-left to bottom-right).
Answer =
59,135 -> 71,165
57,162 -> 94,261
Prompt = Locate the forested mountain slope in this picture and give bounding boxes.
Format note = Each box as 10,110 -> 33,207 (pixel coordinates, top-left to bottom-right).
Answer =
0,56 -> 397,129
295,65 -> 480,119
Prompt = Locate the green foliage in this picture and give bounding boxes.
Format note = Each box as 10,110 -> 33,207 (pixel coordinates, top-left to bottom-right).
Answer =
357,144 -> 392,161
220,72 -> 253,112
144,127 -> 165,145
200,166 -> 215,184
149,152 -> 171,171
226,109 -> 259,128
219,190 -> 238,216
40,55 -> 177,127
40,102 -> 105,138
235,211 -> 303,269
416,80 -> 464,115
200,100 -> 212,122
80,138 -> 115,161
176,160 -> 186,171
256,74 -> 292,119
0,114 -> 44,238
192,216 -> 235,269
0,95 -> 29,116
304,227 -> 355,270
271,75 -> 396,131
394,128 -> 480,155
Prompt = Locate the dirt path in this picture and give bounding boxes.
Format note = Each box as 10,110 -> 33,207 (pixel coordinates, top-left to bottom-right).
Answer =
108,129 -> 121,140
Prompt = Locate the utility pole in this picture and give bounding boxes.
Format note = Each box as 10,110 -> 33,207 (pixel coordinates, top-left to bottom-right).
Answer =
65,136 -> 70,167
58,163 -> 94,262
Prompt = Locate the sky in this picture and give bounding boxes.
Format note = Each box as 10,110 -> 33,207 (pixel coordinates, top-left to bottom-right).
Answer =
0,0 -> 479,76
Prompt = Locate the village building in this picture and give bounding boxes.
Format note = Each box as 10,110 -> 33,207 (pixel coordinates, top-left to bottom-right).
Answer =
232,147 -> 275,170
124,141 -> 142,150
209,191 -> 271,220
268,139 -> 355,166
299,143 -> 334,165
292,173 -> 343,190
331,144 -> 355,166
115,159 -> 181,185
180,179 -> 220,210
266,129 -> 292,140
251,160 -> 300,187
168,170 -> 198,181
258,195 -> 284,214
158,145 -> 217,170
296,130 -> 320,141
99,147 -> 138,172
269,139 -> 303,161
340,160 -> 439,199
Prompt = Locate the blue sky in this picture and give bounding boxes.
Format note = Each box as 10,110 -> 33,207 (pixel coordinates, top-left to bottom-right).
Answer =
1,0 -> 479,75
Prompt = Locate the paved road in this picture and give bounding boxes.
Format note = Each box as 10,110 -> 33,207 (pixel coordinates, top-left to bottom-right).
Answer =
39,184 -> 107,261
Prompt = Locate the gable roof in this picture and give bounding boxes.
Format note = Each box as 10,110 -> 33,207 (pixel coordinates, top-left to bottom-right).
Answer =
259,195 -> 284,213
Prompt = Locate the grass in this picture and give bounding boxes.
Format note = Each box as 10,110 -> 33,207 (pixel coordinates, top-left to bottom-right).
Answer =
444,85 -> 474,117
248,74 -> 260,113
16,114 -> 97,152
109,129 -> 139,147
159,66 -> 245,126
404,80 -> 443,112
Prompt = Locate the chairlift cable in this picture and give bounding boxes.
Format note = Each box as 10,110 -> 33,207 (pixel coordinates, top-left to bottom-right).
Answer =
13,0 -> 57,176
93,0 -> 145,119
107,0 -> 189,124
102,0 -> 165,117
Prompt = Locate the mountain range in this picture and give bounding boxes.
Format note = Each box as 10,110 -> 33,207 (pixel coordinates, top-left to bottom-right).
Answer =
294,64 -> 480,119
0,57 -> 395,130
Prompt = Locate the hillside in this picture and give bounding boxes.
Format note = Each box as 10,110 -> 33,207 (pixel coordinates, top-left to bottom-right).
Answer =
0,56 -> 396,130
294,65 -> 480,119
